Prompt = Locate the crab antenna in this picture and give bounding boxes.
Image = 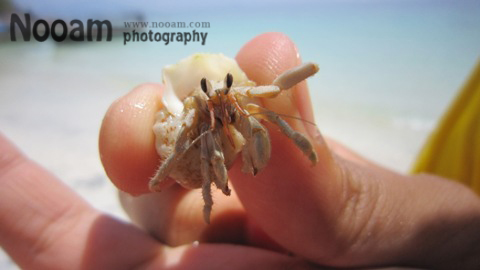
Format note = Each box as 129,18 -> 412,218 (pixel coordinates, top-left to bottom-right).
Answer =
180,129 -> 210,155
249,112 -> 317,127
246,103 -> 317,127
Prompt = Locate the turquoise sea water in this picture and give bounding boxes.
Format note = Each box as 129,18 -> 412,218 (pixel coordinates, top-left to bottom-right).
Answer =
1,1 -> 479,268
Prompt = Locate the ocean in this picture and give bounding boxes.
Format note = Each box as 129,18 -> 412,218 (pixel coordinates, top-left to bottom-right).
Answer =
1,1 -> 479,268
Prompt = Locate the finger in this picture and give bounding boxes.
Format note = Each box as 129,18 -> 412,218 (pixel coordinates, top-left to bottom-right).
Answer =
0,133 -> 161,269
232,32 -> 341,261
99,83 -> 164,195
148,243 -> 322,270
230,33 -> 480,268
120,185 -> 286,252
118,186 -> 246,245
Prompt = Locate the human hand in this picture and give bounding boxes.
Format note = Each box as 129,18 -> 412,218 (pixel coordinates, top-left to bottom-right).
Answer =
100,33 -> 480,269
2,33 -> 479,270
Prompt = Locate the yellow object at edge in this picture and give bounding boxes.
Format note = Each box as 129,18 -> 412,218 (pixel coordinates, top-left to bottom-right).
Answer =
412,60 -> 480,194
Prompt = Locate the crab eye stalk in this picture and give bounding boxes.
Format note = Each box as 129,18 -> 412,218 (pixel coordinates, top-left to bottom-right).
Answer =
201,78 -> 209,95
224,73 -> 233,94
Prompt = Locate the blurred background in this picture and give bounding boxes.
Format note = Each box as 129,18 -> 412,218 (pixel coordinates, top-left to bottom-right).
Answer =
1,0 -> 479,268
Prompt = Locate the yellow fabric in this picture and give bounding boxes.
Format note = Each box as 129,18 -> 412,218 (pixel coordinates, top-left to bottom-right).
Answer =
412,61 -> 480,194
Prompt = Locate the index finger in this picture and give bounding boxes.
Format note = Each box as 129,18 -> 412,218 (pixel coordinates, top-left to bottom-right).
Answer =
99,83 -> 164,195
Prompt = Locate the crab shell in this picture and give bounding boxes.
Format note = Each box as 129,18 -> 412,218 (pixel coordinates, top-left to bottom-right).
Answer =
153,53 -> 254,189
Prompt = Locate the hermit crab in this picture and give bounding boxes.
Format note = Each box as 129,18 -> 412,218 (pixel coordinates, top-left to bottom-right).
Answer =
149,53 -> 318,223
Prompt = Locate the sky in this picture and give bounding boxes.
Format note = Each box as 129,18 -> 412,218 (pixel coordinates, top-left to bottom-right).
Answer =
8,0 -> 480,20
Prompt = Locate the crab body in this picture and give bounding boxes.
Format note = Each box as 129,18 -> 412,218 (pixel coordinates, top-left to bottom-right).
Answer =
150,53 -> 319,223
153,90 -> 245,189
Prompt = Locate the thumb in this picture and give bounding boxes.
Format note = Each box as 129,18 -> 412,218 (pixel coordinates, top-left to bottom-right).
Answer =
232,32 -> 345,262
231,33 -> 480,269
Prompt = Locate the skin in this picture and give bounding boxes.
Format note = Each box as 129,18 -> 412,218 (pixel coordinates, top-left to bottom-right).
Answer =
1,32 -> 480,269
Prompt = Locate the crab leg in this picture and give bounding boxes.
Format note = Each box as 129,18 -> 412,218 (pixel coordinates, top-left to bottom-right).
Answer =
247,104 -> 317,165
149,124 -> 192,192
245,62 -> 319,98
273,62 -> 319,90
200,129 -> 232,223
210,132 -> 231,196
234,112 -> 271,175
200,129 -> 213,224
